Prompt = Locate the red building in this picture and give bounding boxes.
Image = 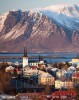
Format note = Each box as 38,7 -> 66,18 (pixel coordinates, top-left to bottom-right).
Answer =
52,90 -> 76,99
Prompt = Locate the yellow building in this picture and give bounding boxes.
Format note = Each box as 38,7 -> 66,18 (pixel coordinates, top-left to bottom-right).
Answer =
69,58 -> 79,65
55,80 -> 73,89
38,72 -> 54,85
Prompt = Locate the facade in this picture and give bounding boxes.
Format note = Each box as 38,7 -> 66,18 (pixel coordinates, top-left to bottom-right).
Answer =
64,70 -> 74,79
56,69 -> 66,78
29,62 -> 38,67
38,63 -> 46,70
38,72 -> 54,85
55,80 -> 74,89
69,58 -> 79,66
68,66 -> 76,71
38,55 -> 46,70
23,47 -> 28,72
71,58 -> 79,63
23,69 -> 39,77
5,66 -> 14,73
15,68 -> 22,75
16,93 -> 45,100
72,73 -> 79,84
52,90 -> 76,99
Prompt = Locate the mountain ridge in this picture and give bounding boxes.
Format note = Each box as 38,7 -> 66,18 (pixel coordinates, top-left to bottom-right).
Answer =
0,4 -> 79,52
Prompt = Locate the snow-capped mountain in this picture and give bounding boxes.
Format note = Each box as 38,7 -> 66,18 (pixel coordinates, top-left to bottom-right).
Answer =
0,12 -> 9,32
0,4 -> 79,52
33,4 -> 79,30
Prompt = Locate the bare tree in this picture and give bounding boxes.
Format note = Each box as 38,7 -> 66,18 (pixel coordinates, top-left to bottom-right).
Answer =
0,70 -> 11,93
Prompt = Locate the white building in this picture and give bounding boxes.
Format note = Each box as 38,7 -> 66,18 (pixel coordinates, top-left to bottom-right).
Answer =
55,80 -> 74,89
23,69 -> 39,77
56,69 -> 66,78
68,66 -> 76,72
69,58 -> 79,65
29,62 -> 38,67
5,66 -> 14,73
76,63 -> 79,69
64,70 -> 75,79
38,72 -> 54,85
23,47 -> 28,72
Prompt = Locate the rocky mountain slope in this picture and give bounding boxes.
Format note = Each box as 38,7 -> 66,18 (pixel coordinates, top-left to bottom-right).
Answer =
0,4 -> 79,52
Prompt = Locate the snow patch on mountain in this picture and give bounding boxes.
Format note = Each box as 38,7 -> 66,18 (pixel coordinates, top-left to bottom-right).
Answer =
3,23 -> 28,40
43,4 -> 79,17
0,12 -> 9,32
32,4 -> 79,30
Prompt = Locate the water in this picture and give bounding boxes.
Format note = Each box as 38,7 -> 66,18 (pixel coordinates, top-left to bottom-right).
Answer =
0,52 -> 78,63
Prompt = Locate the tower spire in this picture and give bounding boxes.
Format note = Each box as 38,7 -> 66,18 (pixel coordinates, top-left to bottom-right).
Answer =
23,46 -> 27,57
77,52 -> 79,58
23,46 -> 28,73
39,55 -> 43,61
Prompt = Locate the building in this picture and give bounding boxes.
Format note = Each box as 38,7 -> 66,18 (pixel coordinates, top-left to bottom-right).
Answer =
29,61 -> 38,67
23,47 -> 28,72
55,80 -> 74,89
72,73 -> 79,84
5,66 -> 14,73
23,69 -> 39,77
50,68 -> 58,77
68,66 -> 76,72
38,55 -> 44,64
0,94 -> 15,100
56,69 -> 66,79
38,55 -> 46,70
38,72 -> 54,85
69,57 -> 79,66
64,70 -> 75,79
15,68 -> 22,75
52,90 -> 76,99
16,93 -> 45,100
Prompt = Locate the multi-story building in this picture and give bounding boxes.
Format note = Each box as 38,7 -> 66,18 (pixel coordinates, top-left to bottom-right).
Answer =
23,47 -> 28,73
23,69 -> 39,77
72,73 -> 79,84
56,69 -> 66,78
55,80 -> 74,89
69,57 -> 79,66
38,72 -> 54,85
52,90 -> 76,99
5,66 -> 14,73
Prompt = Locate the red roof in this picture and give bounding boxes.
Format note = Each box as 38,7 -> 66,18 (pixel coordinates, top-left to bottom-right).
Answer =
31,66 -> 37,69
52,90 -> 76,96
15,68 -> 22,72
73,73 -> 79,77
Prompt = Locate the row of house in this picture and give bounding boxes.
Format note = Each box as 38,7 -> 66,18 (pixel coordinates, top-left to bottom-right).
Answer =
16,90 -> 76,100
5,48 -> 79,90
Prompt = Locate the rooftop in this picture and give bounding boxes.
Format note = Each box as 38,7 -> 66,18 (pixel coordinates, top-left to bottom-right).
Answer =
72,73 -> 79,77
52,90 -> 76,96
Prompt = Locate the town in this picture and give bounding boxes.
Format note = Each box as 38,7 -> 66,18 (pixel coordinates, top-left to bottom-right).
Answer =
0,48 -> 79,100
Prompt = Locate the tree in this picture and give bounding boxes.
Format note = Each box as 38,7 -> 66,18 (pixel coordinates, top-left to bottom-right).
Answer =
0,70 -> 11,93
1,62 -> 8,70
44,85 -> 51,95
74,84 -> 79,100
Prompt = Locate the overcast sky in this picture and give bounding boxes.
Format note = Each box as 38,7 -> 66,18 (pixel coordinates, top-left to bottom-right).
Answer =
0,0 -> 79,13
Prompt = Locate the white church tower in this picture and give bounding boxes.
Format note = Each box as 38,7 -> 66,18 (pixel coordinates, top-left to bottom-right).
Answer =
23,46 -> 28,72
